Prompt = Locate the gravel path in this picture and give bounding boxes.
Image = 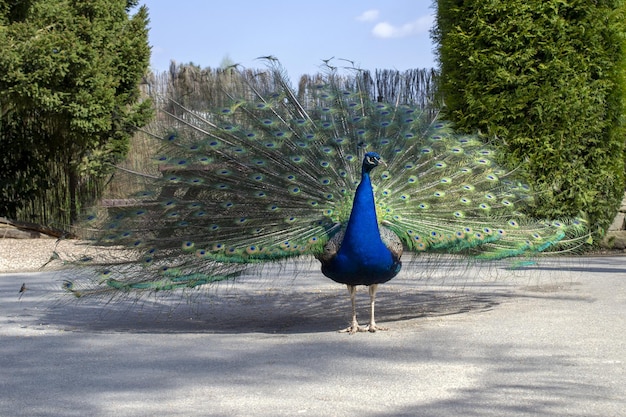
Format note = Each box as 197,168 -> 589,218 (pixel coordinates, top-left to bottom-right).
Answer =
0,238 -> 77,272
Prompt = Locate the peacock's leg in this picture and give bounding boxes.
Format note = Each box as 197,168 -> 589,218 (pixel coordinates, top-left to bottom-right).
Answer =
339,284 -> 367,334
364,284 -> 388,333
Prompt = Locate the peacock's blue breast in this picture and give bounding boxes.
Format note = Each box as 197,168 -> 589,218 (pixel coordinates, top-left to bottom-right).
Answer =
320,240 -> 402,286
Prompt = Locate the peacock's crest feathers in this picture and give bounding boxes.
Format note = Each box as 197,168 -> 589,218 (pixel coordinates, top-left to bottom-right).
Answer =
64,60 -> 590,296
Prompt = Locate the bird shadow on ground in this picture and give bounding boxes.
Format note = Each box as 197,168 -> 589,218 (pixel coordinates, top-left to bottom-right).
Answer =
36,287 -> 498,335
35,278 -> 585,335
6,255 -> 594,335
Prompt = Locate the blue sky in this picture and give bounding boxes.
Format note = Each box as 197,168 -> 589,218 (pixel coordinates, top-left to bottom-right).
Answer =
137,1 -> 438,80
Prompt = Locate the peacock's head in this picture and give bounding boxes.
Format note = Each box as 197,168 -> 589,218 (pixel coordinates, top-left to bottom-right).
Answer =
362,152 -> 384,173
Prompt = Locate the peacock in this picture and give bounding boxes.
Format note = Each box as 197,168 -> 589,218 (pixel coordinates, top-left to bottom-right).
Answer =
61,58 -> 589,333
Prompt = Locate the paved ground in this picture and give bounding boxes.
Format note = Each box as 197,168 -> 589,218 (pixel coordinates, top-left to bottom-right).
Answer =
0,256 -> 624,416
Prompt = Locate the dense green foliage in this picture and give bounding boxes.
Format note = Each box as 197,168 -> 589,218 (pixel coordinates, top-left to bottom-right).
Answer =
433,0 -> 626,233
0,0 -> 152,227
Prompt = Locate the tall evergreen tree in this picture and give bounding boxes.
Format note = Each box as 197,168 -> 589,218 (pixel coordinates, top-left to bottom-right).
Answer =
0,0 -> 152,226
433,0 -> 626,233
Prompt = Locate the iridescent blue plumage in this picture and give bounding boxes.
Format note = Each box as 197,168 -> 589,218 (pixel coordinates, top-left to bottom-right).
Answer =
61,59 -> 590,333
320,152 -> 401,286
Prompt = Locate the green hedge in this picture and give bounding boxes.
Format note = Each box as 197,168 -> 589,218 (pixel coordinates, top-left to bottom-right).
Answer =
434,0 -> 626,234
0,0 -> 152,228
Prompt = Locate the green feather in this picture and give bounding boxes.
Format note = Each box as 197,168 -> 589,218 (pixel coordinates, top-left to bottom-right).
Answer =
60,59 -> 591,299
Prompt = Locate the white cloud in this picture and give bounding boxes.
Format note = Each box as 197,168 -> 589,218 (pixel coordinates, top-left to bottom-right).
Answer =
372,14 -> 434,39
356,9 -> 380,22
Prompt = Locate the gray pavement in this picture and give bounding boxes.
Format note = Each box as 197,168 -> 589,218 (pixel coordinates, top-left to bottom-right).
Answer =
0,256 -> 624,416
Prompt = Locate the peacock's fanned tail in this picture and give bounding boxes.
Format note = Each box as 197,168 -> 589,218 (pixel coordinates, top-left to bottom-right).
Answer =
61,59 -> 590,297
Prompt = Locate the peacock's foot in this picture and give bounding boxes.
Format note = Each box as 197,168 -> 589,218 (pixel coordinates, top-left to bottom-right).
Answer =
339,325 -> 367,334
339,322 -> 388,334
363,323 -> 388,333
339,320 -> 369,334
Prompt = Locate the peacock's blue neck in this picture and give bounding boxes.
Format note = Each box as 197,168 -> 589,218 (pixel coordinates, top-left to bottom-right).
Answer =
341,169 -> 381,252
